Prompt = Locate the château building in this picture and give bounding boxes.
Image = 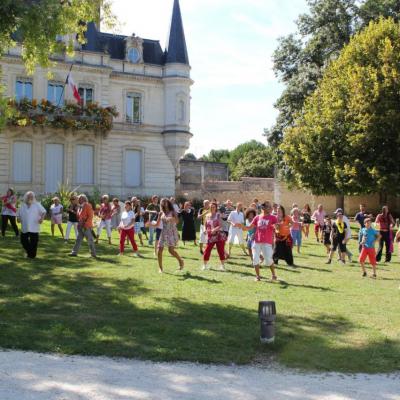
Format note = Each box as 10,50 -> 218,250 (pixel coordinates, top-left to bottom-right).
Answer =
0,0 -> 192,197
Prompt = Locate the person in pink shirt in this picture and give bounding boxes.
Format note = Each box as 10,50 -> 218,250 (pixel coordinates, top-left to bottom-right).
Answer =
312,204 -> 326,243
241,201 -> 278,282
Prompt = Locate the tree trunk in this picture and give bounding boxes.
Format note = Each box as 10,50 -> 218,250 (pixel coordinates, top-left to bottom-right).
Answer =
336,194 -> 344,211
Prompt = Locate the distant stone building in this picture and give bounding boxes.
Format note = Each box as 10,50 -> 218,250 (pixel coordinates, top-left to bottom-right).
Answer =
0,0 -> 192,197
179,160 -> 229,190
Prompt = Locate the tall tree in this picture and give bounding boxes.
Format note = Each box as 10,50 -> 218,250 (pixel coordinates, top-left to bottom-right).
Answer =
200,149 -> 231,164
281,18 -> 400,196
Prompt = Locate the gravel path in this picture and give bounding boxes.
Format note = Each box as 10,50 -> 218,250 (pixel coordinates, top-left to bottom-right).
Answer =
0,350 -> 399,400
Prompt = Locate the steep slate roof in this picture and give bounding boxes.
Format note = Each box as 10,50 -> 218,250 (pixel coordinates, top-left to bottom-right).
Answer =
166,0 -> 189,65
82,22 -> 165,65
82,0 -> 189,66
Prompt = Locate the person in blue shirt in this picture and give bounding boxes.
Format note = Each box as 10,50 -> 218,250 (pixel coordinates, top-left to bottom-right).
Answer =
359,218 -> 380,279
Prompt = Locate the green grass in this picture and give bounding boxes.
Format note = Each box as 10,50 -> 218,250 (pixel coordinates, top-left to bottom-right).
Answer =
0,222 -> 399,373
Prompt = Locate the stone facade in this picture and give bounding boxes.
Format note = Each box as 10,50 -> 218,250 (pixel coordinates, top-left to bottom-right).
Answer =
0,0 -> 192,198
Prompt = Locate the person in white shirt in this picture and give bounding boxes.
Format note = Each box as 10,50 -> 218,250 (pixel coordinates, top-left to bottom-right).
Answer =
118,200 -> 142,257
50,197 -> 64,239
227,202 -> 247,256
1,187 -> 19,237
17,191 -> 46,259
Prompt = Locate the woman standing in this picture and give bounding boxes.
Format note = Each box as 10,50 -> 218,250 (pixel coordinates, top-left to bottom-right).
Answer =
1,188 -> 19,237
134,199 -> 146,246
202,202 -> 227,271
17,191 -> 46,259
119,201 -> 142,257
273,205 -> 294,266
301,204 -> 312,238
375,206 -> 395,263
153,198 -> 183,273
180,201 -> 197,246
96,195 -> 112,245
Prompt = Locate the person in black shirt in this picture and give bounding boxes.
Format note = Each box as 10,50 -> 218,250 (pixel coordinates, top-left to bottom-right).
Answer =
65,195 -> 78,242
327,212 -> 349,265
322,216 -> 332,257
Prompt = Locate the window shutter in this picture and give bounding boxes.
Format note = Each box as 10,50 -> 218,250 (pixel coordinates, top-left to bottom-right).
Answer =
125,150 -> 142,187
13,142 -> 32,182
76,145 -> 94,184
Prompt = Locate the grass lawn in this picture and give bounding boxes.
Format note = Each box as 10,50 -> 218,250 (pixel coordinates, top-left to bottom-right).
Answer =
0,221 -> 399,373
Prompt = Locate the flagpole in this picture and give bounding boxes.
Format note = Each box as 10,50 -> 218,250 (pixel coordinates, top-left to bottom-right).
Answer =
57,63 -> 74,107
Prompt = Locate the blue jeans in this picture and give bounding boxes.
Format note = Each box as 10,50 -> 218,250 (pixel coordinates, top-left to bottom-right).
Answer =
148,227 -> 156,245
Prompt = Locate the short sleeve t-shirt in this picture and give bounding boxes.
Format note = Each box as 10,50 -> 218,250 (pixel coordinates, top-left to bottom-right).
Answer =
312,210 -> 326,226
121,210 -> 135,229
68,204 -> 78,223
355,212 -> 367,228
147,203 -> 160,221
251,214 -> 278,244
360,227 -> 378,248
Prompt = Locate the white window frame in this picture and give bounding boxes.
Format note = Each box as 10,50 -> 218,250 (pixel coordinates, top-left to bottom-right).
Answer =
124,148 -> 144,188
15,77 -> 33,102
13,141 -> 33,183
78,84 -> 94,106
125,92 -> 142,124
47,81 -> 65,105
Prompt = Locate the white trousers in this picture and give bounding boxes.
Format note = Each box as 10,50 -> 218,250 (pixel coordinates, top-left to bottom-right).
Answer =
65,221 -> 78,240
97,219 -> 112,238
228,227 -> 244,245
252,243 -> 273,266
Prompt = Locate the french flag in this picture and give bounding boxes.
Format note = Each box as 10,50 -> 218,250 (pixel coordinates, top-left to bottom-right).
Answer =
66,73 -> 82,104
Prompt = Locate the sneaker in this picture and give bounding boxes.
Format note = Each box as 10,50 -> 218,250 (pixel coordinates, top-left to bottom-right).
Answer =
340,260 -> 346,265
133,252 -> 144,258
255,276 -> 261,282
201,264 -> 208,271
219,264 -> 225,271
371,274 -> 377,279
362,272 -> 367,277
69,253 -> 77,257
271,275 -> 278,282
325,259 -> 332,265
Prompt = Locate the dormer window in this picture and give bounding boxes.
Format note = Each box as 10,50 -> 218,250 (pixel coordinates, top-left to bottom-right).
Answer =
128,47 -> 140,64
125,34 -> 143,64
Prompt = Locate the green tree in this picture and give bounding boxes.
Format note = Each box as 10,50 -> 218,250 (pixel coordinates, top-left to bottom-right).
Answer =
281,18 -> 400,195
266,0 -> 400,150
228,140 -> 265,171
230,148 -> 276,181
0,0 -> 115,74
182,153 -> 197,161
200,149 -> 231,164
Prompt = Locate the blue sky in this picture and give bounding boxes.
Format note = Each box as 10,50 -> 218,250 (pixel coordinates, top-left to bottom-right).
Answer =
107,0 -> 308,157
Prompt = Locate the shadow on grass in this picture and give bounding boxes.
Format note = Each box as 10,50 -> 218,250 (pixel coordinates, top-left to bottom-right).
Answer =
0,240 -> 399,372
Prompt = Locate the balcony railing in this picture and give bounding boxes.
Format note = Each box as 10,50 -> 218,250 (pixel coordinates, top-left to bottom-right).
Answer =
7,99 -> 119,133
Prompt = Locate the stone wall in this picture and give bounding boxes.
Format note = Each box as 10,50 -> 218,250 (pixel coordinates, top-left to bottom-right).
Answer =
179,160 -> 229,190
178,177 -> 394,215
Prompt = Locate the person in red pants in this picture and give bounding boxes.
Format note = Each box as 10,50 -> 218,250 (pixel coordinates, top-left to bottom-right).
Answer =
202,202 -> 227,271
118,201 -> 143,258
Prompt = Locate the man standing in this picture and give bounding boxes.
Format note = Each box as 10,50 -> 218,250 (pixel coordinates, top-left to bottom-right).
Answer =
227,202 -> 247,256
312,204 -> 326,243
70,194 -> 96,258
17,191 -> 46,259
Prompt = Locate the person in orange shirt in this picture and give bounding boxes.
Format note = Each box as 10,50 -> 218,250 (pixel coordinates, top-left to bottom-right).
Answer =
69,194 -> 96,258
273,205 -> 294,266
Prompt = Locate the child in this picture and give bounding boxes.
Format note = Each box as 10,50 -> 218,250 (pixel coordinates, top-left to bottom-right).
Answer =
245,208 -> 257,262
118,201 -> 142,257
359,218 -> 380,278
322,216 -> 333,257
50,197 -> 64,239
327,212 -> 349,265
96,195 -> 112,244
65,195 -> 78,242
290,207 -> 302,254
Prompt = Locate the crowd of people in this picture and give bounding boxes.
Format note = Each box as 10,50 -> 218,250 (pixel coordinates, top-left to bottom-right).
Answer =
1,187 -> 399,281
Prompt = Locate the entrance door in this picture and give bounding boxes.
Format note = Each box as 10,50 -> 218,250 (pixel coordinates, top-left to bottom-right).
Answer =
45,144 -> 64,193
